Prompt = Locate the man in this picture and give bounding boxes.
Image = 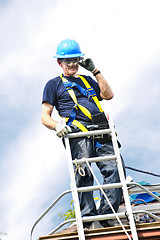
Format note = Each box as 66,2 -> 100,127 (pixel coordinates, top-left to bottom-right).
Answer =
41,39 -> 124,229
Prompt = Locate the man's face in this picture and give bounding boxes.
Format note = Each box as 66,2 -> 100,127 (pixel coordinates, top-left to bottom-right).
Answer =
58,57 -> 80,77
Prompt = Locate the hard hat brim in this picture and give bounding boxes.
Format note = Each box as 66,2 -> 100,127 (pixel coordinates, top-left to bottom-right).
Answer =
53,53 -> 85,58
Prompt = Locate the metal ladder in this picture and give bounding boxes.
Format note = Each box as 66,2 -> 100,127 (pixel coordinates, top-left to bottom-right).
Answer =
64,112 -> 139,240
29,111 -> 160,240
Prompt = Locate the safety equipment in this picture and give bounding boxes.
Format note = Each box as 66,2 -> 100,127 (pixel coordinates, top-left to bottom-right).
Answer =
55,122 -> 71,138
63,114 -> 138,240
60,74 -> 103,132
79,58 -> 96,72
63,57 -> 80,67
54,39 -> 85,59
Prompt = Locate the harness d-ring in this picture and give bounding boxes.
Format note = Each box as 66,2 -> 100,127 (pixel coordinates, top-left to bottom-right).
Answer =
74,158 -> 85,176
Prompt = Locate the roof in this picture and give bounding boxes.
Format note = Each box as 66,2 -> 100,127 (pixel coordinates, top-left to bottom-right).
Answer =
39,222 -> 160,240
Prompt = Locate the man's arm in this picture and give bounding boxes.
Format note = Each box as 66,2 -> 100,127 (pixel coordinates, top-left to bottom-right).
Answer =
41,102 -> 58,130
92,69 -> 114,100
41,102 -> 71,137
79,58 -> 114,100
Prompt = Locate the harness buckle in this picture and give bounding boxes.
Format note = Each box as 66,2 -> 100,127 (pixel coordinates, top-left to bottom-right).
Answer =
66,86 -> 72,90
87,125 -> 104,140
88,93 -> 96,101
93,134 -> 104,140
73,104 -> 78,110
87,88 -> 96,101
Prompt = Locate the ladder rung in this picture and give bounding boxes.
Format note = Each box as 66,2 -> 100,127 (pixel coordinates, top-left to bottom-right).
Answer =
77,182 -> 123,193
82,210 -> 160,223
73,155 -> 117,164
82,212 -> 126,223
67,129 -> 111,138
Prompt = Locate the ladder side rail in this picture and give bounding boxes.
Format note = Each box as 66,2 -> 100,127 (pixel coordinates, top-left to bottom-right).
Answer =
65,136 -> 85,240
29,190 -> 71,240
108,114 -> 139,240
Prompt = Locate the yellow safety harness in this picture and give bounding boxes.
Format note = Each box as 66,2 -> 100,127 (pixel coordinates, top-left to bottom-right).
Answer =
60,74 -> 104,132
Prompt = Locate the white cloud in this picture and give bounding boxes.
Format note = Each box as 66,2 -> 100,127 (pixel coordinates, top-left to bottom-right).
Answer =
1,0 -> 160,239
1,121 -> 70,240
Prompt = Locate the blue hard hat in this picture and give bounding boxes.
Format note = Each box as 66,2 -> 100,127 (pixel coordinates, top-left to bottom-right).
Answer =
54,39 -> 85,58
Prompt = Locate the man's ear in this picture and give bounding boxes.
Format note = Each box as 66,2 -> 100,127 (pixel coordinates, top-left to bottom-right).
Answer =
57,59 -> 62,67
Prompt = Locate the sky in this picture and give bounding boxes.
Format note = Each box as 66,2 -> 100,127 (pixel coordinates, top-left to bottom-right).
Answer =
0,0 -> 160,239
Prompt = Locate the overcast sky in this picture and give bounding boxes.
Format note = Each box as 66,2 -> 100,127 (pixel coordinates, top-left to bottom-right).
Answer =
1,0 -> 160,240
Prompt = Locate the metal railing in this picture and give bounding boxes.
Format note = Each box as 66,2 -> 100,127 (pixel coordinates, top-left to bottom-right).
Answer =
29,190 -> 71,240
29,181 -> 160,240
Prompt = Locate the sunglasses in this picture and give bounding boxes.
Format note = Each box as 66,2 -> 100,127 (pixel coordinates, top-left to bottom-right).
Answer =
62,57 -> 81,67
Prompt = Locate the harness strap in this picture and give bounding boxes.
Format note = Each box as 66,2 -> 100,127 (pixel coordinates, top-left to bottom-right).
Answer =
60,74 -> 103,136
61,75 -> 92,122
63,80 -> 97,103
77,75 -> 103,113
65,118 -> 88,132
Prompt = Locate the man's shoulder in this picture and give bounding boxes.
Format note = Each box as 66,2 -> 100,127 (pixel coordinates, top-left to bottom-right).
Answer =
79,74 -> 95,83
45,75 -> 62,86
79,74 -> 92,80
48,75 -> 61,83
79,74 -> 97,85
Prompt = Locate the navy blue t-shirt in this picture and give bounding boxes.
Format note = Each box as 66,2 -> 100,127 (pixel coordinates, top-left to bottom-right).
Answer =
42,74 -> 103,123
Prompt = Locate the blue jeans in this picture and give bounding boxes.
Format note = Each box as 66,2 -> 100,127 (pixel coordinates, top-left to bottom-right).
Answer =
69,128 -> 125,218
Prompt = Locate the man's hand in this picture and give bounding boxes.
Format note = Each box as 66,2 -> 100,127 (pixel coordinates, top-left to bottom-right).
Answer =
79,58 -> 96,73
55,122 -> 71,138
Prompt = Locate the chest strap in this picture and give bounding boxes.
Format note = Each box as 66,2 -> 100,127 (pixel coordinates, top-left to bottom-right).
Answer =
60,74 -> 103,132
77,75 -> 103,113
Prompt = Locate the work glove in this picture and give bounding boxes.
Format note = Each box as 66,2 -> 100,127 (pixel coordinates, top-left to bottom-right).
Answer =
55,122 -> 71,138
79,58 -> 96,73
